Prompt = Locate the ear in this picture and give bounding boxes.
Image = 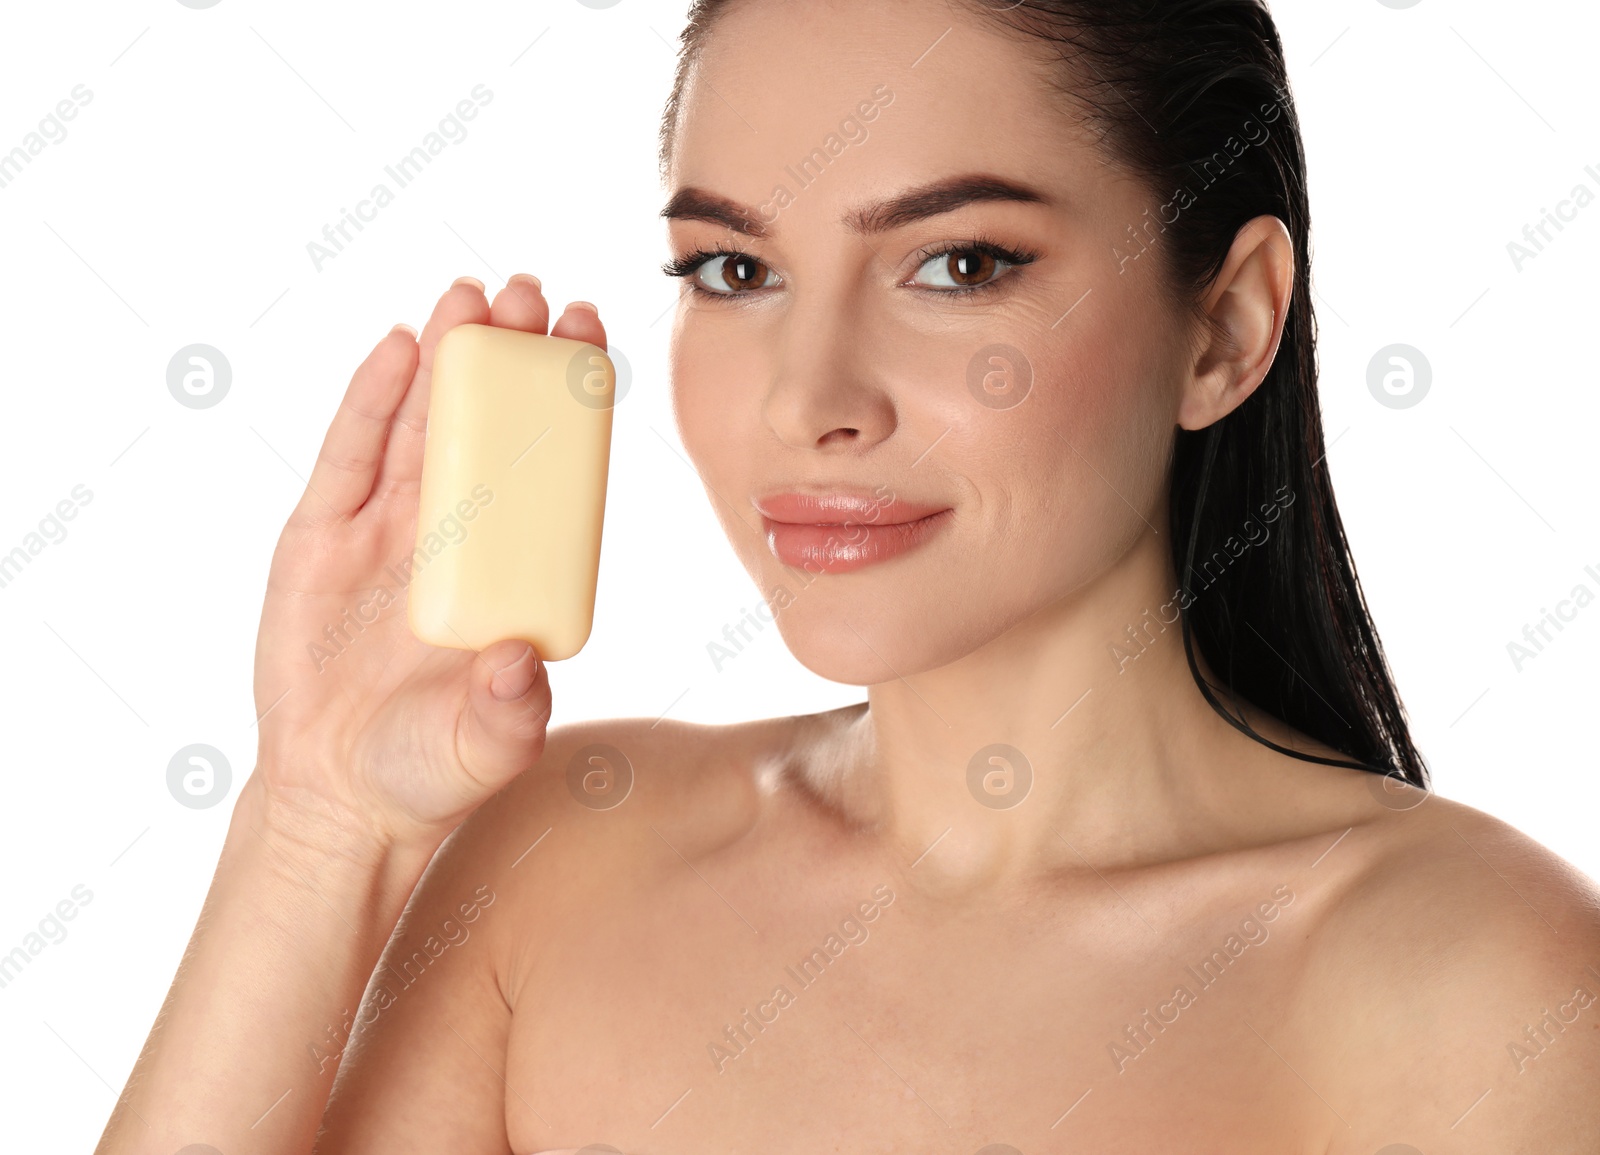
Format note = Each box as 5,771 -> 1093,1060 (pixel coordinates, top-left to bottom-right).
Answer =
1176,215 -> 1295,431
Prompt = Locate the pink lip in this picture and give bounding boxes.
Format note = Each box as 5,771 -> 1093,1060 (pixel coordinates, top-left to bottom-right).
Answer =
752,489 -> 954,574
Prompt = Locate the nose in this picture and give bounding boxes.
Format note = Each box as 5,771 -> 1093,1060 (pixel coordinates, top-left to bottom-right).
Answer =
761,300 -> 897,453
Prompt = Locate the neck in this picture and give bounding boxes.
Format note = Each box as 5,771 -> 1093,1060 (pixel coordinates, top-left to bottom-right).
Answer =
809,528 -> 1305,897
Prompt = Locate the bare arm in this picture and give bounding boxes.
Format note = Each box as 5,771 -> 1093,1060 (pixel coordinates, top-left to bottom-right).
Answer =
95,774 -> 442,1155
95,274 -> 608,1155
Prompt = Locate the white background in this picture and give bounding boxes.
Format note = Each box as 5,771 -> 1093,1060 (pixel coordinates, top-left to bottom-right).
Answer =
0,0 -> 1595,1148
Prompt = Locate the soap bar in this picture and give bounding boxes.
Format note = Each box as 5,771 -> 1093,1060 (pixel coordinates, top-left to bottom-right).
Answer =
408,323 -> 615,659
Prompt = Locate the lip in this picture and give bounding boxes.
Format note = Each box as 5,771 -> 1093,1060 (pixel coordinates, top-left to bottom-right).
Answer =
752,489 -> 954,574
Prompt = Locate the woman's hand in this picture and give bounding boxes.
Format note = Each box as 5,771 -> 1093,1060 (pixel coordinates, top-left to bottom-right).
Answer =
249,275 -> 609,851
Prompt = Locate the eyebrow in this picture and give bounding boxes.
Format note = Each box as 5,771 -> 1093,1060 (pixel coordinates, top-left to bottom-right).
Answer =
659,173 -> 1054,240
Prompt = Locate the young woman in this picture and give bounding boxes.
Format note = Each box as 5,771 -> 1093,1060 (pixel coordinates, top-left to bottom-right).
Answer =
98,1 -> 1600,1152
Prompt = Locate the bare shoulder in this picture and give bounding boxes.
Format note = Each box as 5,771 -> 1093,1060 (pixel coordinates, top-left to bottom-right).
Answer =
1292,783 -> 1600,1149
503,708 -> 810,848
1319,786 -> 1600,959
314,713 -> 802,1148
416,707 -> 816,969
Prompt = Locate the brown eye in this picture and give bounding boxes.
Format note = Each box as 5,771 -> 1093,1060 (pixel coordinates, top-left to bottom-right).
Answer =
946,249 -> 997,286
696,252 -> 778,295
909,244 -> 1026,291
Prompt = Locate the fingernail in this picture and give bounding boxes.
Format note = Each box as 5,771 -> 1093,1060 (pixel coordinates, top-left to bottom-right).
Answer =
390,322 -> 418,338
452,275 -> 486,291
489,644 -> 535,699
567,300 -> 599,314
508,273 -> 543,291
489,642 -> 533,671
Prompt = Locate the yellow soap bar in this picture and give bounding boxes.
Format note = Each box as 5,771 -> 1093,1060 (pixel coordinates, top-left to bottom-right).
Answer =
407,323 -> 615,659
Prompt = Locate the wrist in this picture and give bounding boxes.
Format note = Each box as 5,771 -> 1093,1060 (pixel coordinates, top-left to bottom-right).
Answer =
233,767 -> 443,888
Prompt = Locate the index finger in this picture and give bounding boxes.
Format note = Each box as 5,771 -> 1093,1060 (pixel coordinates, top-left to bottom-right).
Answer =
292,324 -> 420,528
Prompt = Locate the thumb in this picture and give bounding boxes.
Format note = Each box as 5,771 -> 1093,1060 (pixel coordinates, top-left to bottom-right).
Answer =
456,639 -> 552,790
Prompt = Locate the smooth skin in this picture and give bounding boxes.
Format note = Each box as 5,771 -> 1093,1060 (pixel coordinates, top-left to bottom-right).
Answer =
100,1 -> 1600,1153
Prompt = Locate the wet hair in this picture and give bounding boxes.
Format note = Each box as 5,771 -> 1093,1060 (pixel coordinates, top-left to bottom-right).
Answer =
659,0 -> 1428,789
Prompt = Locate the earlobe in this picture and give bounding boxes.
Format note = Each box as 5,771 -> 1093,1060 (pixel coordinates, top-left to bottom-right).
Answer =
1176,215 -> 1294,431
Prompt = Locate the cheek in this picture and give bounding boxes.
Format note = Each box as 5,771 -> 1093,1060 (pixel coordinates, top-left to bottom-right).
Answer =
668,330 -> 776,555
1048,308 -> 1173,444
670,329 -> 754,477
955,337 -> 1171,617
982,325 -> 1171,542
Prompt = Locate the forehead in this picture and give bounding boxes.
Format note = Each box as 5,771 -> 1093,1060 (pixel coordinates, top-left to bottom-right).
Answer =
667,0 -> 1097,220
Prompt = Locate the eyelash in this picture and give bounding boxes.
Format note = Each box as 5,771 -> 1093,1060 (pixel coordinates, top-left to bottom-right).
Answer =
661,234 -> 1041,301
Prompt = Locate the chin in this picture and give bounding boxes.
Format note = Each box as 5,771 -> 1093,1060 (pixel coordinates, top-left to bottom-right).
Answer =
756,561 -> 1027,686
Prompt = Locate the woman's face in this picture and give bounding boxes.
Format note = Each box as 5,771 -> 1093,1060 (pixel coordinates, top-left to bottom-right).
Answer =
665,0 -> 1192,684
